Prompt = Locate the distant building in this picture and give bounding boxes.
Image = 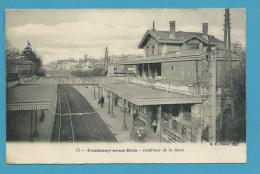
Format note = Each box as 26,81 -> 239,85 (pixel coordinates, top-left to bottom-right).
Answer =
45,58 -> 97,77
6,44 -> 36,81
108,54 -> 143,76
80,61 -> 94,70
56,58 -> 78,71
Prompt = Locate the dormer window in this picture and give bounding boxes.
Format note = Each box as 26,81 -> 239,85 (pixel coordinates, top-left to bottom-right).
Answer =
152,45 -> 155,55
186,42 -> 200,49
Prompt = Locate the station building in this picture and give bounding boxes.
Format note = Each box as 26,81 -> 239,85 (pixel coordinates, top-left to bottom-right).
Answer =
102,21 -> 241,142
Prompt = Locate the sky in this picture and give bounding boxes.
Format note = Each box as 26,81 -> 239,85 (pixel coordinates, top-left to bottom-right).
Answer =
5,9 -> 245,65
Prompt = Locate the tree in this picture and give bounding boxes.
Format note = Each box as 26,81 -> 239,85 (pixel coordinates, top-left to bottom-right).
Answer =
35,56 -> 46,76
6,40 -> 20,81
231,51 -> 246,142
220,51 -> 246,142
21,41 -> 45,76
21,41 -> 37,62
6,39 -> 20,60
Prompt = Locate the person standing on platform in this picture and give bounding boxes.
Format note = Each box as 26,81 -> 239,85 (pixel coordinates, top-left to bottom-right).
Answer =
100,96 -> 104,108
152,119 -> 157,133
133,109 -> 138,121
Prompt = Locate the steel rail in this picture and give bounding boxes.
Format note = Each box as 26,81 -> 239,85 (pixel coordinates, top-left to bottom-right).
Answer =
58,85 -> 62,142
80,114 -> 94,141
62,85 -> 75,142
70,86 -> 107,141
67,86 -> 94,141
85,102 -> 108,141
56,112 -> 96,117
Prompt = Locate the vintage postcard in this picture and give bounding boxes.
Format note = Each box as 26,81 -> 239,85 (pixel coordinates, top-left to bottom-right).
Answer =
5,8 -> 246,163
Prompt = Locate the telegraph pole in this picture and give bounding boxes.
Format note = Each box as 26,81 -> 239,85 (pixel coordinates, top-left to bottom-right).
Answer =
208,50 -> 217,142
219,9 -> 235,141
204,35 -> 217,142
226,9 -> 235,119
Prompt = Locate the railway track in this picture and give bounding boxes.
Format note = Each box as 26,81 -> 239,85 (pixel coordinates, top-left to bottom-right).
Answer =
51,84 -> 117,142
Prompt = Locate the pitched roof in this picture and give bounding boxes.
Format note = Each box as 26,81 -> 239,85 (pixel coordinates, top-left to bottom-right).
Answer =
138,30 -> 223,48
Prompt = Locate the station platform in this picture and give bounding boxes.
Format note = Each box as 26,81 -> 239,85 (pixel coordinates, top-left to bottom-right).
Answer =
74,85 -> 162,143
7,84 -> 57,141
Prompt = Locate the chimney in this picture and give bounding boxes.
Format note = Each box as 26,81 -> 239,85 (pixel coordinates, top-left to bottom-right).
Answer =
152,21 -> 155,30
202,23 -> 208,35
169,21 -> 176,39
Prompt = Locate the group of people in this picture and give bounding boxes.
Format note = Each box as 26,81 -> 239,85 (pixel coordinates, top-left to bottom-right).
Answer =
98,96 -> 158,133
134,109 -> 158,133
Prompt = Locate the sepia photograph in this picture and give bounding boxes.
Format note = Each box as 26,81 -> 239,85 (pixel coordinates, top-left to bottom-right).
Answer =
5,8 -> 246,163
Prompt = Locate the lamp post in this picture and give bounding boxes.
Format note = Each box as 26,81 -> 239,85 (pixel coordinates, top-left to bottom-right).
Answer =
108,91 -> 111,114
30,110 -> 33,141
158,105 -> 162,142
122,99 -> 127,130
93,85 -> 96,99
111,93 -> 114,118
132,105 -> 135,134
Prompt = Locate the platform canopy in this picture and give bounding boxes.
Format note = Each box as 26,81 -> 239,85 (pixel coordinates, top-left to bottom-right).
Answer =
101,82 -> 202,106
7,84 -> 57,111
